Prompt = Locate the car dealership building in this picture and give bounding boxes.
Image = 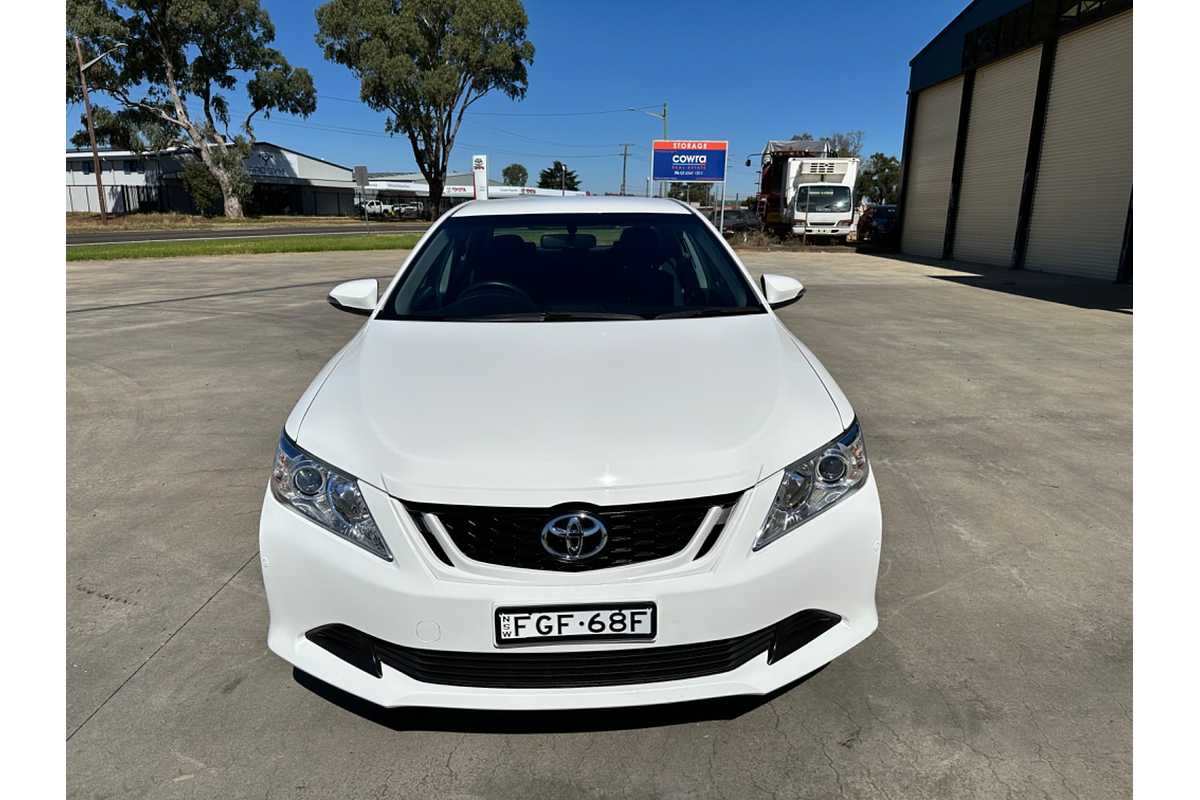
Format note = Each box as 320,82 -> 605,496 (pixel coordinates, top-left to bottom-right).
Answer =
898,0 -> 1132,282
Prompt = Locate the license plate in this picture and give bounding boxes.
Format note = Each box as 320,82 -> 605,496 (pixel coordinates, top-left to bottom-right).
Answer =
494,603 -> 657,646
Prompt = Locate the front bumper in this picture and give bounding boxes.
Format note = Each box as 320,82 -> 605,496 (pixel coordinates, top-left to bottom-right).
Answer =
792,225 -> 852,237
259,471 -> 882,710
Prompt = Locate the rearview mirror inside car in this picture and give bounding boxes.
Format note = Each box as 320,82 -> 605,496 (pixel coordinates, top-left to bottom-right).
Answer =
328,279 -> 379,316
760,274 -> 805,310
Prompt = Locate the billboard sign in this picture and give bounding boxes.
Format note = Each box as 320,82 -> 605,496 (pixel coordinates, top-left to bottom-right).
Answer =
652,140 -> 728,183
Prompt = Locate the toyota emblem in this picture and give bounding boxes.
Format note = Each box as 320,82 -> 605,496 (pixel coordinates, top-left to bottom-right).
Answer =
541,512 -> 607,561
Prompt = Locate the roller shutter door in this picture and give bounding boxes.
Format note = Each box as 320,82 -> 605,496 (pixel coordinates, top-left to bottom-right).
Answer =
315,191 -> 340,216
1025,10 -> 1132,280
953,46 -> 1041,266
901,76 -> 962,258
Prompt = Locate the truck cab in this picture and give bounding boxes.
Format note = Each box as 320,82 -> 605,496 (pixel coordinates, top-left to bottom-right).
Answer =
363,199 -> 395,217
786,158 -> 859,240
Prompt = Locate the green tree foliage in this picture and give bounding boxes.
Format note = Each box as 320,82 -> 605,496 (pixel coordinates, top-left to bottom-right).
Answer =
789,130 -> 865,158
856,152 -> 901,204
180,157 -> 227,216
315,0 -> 535,218
825,131 -> 864,158
667,182 -> 713,205
536,161 -> 579,191
67,0 -> 317,217
501,162 -> 528,186
69,105 -> 175,151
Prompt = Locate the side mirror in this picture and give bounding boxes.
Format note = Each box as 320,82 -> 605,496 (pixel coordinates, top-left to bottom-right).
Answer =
745,158 -> 752,168
328,278 -> 378,316
760,273 -> 805,310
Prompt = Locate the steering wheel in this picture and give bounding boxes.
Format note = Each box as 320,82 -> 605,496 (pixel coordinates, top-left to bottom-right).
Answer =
458,280 -> 537,308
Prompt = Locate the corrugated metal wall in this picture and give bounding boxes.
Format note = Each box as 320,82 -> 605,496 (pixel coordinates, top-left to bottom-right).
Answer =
901,76 -> 963,258
1024,10 -> 1133,280
953,46 -> 1042,266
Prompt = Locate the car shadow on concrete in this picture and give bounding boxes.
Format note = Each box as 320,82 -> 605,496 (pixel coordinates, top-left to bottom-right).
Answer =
869,252 -> 1132,314
293,666 -> 825,734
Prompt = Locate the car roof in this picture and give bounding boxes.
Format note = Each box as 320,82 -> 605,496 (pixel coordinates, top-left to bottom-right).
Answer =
451,195 -> 692,217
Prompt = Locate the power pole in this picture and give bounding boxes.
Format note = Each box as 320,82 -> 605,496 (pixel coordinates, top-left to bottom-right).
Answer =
619,144 -> 633,195
660,102 -> 669,197
74,36 -> 109,223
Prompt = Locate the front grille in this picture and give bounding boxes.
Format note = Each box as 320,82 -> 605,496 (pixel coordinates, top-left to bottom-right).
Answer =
306,610 -> 841,688
406,492 -> 742,571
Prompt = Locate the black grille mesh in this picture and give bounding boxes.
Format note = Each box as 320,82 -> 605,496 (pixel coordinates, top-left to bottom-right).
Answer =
406,492 -> 742,571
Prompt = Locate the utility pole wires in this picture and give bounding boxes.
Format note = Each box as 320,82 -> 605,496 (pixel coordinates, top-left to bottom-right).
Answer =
619,144 -> 633,195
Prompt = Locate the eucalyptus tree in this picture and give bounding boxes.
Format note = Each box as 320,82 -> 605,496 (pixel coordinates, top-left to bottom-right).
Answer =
316,0 -> 534,217
67,0 -> 317,217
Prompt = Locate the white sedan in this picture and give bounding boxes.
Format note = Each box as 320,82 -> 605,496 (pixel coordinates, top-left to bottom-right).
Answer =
260,196 -> 882,710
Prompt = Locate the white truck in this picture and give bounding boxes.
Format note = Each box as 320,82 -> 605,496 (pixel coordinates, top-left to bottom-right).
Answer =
362,199 -> 397,217
755,140 -> 860,241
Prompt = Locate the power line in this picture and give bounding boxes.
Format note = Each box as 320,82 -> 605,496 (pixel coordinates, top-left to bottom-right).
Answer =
244,114 -> 626,160
482,125 -> 640,150
263,103 -> 646,149
315,94 -> 661,118
467,104 -> 661,117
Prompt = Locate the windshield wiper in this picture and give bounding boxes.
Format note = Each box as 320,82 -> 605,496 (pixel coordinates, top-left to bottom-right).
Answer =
541,311 -> 647,321
653,307 -> 762,319
426,311 -> 648,322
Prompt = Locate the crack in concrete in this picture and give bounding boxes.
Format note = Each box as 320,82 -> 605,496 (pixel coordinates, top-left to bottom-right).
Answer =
66,549 -> 260,742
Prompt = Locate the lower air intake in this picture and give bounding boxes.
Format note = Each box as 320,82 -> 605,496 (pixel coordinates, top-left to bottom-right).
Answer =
306,609 -> 841,688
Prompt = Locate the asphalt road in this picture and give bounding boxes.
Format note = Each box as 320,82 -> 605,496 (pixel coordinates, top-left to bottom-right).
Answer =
66,249 -> 1131,799
66,221 -> 428,245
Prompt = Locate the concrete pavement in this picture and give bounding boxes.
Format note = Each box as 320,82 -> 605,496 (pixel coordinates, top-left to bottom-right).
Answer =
66,249 -> 1131,799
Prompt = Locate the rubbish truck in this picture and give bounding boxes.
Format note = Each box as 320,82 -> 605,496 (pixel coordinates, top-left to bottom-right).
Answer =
753,140 -> 860,240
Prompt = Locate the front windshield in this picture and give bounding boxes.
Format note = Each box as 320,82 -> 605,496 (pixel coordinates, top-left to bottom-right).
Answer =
795,186 -> 851,214
377,212 -> 765,321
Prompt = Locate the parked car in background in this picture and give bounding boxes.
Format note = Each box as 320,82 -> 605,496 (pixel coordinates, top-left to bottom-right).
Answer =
721,209 -> 760,233
396,203 -> 422,219
855,204 -> 899,250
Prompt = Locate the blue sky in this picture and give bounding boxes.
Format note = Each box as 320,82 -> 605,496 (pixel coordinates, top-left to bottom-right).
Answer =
68,0 -> 967,198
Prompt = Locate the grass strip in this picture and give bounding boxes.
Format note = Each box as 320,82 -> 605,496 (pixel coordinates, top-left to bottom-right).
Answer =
65,212 -> 405,232
67,233 -> 422,261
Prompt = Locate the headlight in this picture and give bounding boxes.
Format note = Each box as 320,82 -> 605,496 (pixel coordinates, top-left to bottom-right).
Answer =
754,419 -> 869,550
270,432 -> 392,561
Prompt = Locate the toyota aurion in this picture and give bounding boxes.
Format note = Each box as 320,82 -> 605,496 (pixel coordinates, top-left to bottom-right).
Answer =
260,196 -> 882,710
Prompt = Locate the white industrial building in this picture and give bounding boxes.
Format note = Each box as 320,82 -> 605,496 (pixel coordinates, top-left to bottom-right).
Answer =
898,0 -> 1131,282
66,141 -> 357,216
67,145 -> 587,217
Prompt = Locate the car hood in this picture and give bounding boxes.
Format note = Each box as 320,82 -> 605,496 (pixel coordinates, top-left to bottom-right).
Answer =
294,315 -> 846,506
